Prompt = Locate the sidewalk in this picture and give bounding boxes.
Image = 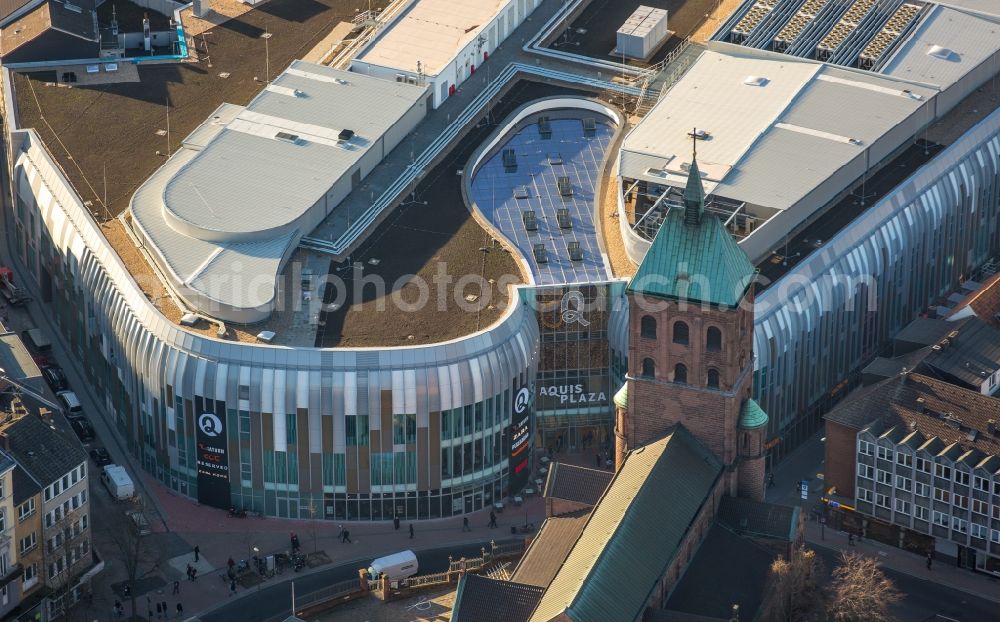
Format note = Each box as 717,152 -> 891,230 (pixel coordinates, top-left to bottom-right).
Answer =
768,431 -> 1000,605
101,476 -> 547,620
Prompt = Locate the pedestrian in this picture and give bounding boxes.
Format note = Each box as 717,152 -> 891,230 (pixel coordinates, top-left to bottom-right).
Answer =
926,552 -> 933,570
176,602 -> 183,618
848,533 -> 855,546
337,524 -> 344,540
342,528 -> 351,544
194,544 -> 200,562
462,516 -> 470,532
229,578 -> 237,597
290,532 -> 300,552
113,600 -> 123,618
409,524 -> 414,539
148,596 -> 154,620
596,453 -> 601,468
123,584 -> 131,598
227,556 -> 235,570
186,564 -> 193,581
489,511 -> 498,528
191,567 -> 198,581
172,580 -> 180,595
394,515 -> 400,530
156,601 -> 162,619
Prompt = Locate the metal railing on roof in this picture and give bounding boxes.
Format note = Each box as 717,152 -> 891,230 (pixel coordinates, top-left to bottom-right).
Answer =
299,63 -> 641,257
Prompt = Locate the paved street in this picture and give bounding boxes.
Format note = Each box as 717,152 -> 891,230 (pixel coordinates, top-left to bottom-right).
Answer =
770,430 -> 1000,621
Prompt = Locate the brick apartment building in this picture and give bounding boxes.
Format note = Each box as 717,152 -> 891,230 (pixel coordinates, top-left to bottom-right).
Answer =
825,372 -> 1000,575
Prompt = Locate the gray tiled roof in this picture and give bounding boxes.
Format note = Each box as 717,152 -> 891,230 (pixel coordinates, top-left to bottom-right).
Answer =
510,509 -> 589,588
12,464 -> 40,505
451,574 -> 543,622
716,496 -> 799,541
541,463 -> 614,508
921,317 -> 1000,388
2,414 -> 86,486
663,524 -> 776,621
530,425 -> 723,622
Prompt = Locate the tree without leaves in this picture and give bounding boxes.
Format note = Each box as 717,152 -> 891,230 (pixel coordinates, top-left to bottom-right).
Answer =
107,499 -> 158,621
827,551 -> 902,622
761,546 -> 826,622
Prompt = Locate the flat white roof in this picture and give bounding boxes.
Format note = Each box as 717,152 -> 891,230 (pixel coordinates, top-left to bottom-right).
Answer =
620,49 -> 935,211
355,0 -> 509,76
880,3 -> 1000,89
130,62 -> 427,318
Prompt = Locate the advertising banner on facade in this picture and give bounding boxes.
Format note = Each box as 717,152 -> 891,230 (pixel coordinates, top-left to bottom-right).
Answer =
508,385 -> 532,492
195,409 -> 231,508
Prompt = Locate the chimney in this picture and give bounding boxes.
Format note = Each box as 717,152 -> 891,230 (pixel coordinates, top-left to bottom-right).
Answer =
988,419 -> 997,436
193,0 -> 206,19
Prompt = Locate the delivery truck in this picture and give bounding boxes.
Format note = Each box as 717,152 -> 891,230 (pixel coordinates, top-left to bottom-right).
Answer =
101,464 -> 135,501
368,550 -> 418,581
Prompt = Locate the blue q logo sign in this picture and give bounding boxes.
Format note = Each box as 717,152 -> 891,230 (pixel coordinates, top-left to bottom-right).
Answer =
513,387 -> 531,415
198,413 -> 223,437
560,290 -> 590,327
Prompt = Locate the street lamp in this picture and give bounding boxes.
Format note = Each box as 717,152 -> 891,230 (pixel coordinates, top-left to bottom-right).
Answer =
261,30 -> 272,83
250,545 -> 261,593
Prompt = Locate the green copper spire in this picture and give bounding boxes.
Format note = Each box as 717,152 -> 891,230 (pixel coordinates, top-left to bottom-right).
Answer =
683,128 -> 705,227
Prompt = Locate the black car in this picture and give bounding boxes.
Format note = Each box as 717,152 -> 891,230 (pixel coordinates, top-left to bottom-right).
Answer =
39,364 -> 68,392
70,419 -> 95,443
89,447 -> 112,467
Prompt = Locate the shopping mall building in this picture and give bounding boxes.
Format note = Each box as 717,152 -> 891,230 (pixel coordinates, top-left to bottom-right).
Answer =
3,0 -> 1000,520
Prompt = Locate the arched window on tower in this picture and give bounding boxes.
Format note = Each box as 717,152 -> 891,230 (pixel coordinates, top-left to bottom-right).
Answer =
673,321 -> 689,345
706,326 -> 722,352
640,315 -> 657,339
641,358 -> 656,378
674,363 -> 687,384
707,368 -> 720,389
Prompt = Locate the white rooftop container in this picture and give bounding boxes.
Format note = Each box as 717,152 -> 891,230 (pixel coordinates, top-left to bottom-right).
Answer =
616,6 -> 669,59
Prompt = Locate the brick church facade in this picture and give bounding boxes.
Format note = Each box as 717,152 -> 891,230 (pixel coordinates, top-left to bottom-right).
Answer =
614,140 -> 769,501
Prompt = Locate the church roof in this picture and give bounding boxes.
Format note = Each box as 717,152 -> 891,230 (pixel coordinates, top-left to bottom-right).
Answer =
739,399 -> 769,429
627,154 -> 755,308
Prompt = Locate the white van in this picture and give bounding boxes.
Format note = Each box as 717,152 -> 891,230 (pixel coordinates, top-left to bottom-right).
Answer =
101,464 -> 135,501
368,550 -> 418,581
57,390 -> 84,420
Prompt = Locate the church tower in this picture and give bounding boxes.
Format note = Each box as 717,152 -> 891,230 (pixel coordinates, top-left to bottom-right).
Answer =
614,132 -> 768,500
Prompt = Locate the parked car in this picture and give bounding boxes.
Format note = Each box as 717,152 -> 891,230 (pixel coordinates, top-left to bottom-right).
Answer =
56,390 -> 84,420
90,447 -> 112,468
39,364 -> 68,392
70,419 -> 94,443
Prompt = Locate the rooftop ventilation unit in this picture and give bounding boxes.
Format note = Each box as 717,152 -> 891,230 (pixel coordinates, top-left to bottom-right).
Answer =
338,129 -> 355,142
583,118 -> 596,133
256,330 -> 276,343
179,313 -> 199,327
533,243 -> 548,264
502,148 -> 517,171
513,185 -> 531,200
557,208 -> 572,229
568,241 -> 583,261
557,176 -> 573,197
538,117 -> 552,139
688,128 -> 710,140
548,154 -> 563,165
743,75 -> 768,86
275,131 -> 300,144
522,210 -> 538,231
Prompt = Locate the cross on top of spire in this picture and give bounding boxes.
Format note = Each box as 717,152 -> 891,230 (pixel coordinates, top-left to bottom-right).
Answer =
683,127 -> 705,226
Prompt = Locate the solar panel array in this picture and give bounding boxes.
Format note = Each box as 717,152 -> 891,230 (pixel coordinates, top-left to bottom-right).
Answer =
469,118 -> 613,285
